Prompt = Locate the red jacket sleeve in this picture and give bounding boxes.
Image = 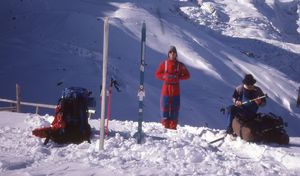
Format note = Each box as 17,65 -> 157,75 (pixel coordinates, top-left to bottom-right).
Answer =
155,62 -> 165,80
179,63 -> 190,80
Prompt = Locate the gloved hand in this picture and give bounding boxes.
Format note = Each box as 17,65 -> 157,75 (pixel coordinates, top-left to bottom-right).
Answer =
163,74 -> 177,81
235,100 -> 242,107
255,98 -> 262,105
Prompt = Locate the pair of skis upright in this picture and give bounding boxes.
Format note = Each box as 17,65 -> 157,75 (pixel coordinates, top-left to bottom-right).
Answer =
137,22 -> 146,144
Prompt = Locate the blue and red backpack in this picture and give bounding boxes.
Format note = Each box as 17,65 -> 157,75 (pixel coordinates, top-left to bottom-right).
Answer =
33,87 -> 95,144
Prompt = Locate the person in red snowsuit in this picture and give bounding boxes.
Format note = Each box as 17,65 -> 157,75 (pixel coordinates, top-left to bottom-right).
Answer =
155,46 -> 190,130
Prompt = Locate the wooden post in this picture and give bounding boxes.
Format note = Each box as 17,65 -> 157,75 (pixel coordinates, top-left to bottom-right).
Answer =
16,84 -> 21,112
297,87 -> 300,108
99,17 -> 109,150
36,106 -> 39,114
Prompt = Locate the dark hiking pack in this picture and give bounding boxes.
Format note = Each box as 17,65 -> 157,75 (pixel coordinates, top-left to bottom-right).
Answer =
32,87 -> 95,144
232,112 -> 289,144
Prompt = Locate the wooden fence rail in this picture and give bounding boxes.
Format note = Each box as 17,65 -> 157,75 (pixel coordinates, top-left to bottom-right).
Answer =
0,84 -> 56,114
0,97 -> 56,114
0,106 -> 17,111
0,84 -> 95,117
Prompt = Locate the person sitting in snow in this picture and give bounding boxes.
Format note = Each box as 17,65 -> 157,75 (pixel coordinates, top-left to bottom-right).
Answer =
226,74 -> 266,134
155,46 -> 190,130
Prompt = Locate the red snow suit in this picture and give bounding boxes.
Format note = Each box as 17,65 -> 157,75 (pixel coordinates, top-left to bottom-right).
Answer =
155,59 -> 190,129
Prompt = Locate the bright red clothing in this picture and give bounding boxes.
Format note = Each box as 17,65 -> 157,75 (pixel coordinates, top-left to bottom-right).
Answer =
155,59 -> 190,96
155,59 -> 190,129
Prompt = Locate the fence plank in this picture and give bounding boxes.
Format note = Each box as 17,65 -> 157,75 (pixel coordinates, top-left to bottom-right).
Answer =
0,98 -> 95,115
0,107 -> 16,111
0,98 -> 56,109
0,98 -> 17,104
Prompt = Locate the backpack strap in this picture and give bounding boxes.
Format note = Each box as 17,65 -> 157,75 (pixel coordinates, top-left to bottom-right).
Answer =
239,86 -> 244,102
164,60 -> 168,73
164,60 -> 180,74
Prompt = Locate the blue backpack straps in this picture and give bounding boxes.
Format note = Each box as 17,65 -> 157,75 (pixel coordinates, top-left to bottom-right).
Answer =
61,87 -> 90,132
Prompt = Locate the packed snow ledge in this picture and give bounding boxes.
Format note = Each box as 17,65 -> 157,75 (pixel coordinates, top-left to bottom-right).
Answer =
0,112 -> 300,175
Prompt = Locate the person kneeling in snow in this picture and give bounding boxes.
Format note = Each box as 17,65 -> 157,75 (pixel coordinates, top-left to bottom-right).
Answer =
155,46 -> 190,130
226,74 -> 266,134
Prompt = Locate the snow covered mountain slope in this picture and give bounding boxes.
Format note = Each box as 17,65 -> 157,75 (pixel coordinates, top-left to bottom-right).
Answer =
0,0 -> 300,135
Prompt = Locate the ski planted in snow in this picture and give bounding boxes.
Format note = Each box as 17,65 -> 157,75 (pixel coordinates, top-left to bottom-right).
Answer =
136,22 -> 146,144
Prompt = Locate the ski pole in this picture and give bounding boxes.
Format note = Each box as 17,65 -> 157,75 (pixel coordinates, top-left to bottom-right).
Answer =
209,134 -> 227,144
99,85 -> 102,107
105,78 -> 113,136
241,94 -> 268,105
112,79 -> 121,92
105,78 -> 121,136
220,94 -> 268,114
261,125 -> 285,133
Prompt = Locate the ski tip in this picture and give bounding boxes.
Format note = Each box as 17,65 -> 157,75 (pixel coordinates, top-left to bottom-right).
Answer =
142,21 -> 146,29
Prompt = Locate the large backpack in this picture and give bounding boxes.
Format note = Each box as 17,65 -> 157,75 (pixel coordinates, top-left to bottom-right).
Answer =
32,87 -> 95,144
232,112 -> 289,144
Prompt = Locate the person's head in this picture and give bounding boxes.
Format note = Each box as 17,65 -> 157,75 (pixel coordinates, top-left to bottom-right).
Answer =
242,74 -> 256,87
168,45 -> 177,60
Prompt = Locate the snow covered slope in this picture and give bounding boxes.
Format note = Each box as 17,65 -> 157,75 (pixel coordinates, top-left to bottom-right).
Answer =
0,0 -> 300,135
